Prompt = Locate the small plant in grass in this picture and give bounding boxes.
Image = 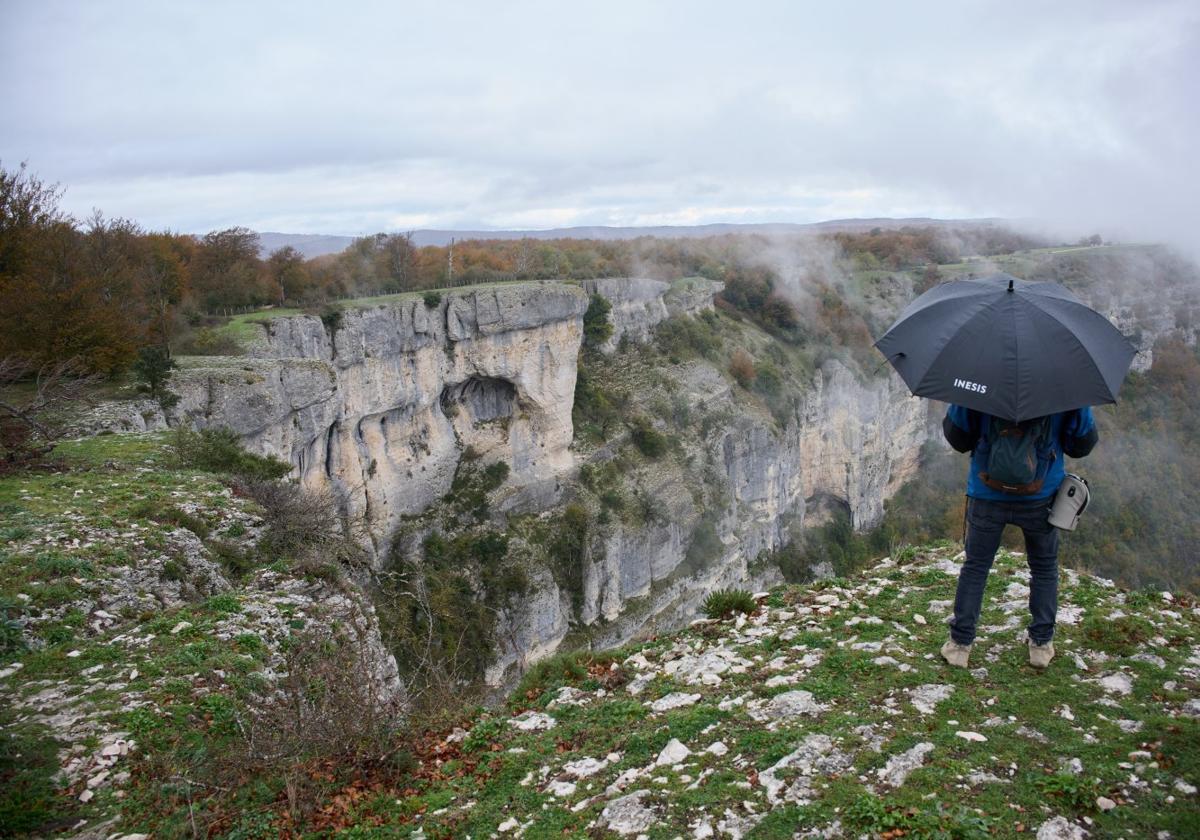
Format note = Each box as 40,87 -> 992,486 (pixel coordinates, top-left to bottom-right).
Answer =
461,717 -> 506,753
703,588 -> 756,620
1032,770 -> 1103,811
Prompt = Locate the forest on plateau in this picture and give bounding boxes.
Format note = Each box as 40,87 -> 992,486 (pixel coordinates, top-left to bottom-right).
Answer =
0,161 -> 1046,378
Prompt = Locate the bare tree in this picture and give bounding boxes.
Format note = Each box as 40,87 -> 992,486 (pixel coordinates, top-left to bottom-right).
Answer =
0,356 -> 99,466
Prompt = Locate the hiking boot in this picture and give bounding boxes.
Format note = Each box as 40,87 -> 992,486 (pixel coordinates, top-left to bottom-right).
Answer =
940,638 -> 973,668
1028,637 -> 1055,669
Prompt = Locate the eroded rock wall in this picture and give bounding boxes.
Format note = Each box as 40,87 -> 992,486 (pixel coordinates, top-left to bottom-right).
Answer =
173,282 -> 589,553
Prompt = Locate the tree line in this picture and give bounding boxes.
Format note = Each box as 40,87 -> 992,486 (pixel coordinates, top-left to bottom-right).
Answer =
1,161 -> 1050,378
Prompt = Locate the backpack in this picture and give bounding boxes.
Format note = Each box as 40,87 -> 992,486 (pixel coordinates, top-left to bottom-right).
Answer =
976,415 -> 1056,495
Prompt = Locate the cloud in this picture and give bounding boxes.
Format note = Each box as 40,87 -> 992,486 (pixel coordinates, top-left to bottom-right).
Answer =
1,0 -> 1197,245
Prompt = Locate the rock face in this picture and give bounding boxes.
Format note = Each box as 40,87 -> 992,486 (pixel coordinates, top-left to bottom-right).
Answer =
173,282 -> 589,553
581,277 -> 722,353
166,279 -> 934,689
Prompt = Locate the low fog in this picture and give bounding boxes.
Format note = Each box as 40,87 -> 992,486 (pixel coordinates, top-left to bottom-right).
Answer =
1,1 -> 1197,252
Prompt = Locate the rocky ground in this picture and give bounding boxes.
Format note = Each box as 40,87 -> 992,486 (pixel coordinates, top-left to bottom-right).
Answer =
2,431 -> 1198,839
345,545 -> 1200,839
0,432 -> 400,838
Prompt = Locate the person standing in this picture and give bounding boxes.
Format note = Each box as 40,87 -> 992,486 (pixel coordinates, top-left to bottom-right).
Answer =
939,405 -> 1099,669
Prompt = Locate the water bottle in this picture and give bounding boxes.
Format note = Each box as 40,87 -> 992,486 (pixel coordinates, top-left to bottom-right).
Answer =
1048,473 -> 1089,531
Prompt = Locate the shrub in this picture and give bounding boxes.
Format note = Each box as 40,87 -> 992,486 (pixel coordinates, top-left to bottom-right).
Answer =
548,504 -> 590,612
318,305 -> 343,336
157,506 -> 210,540
423,290 -> 442,308
583,293 -> 614,348
171,427 -> 292,481
729,348 -> 756,389
652,314 -> 722,361
630,416 -> 668,459
132,346 -> 180,410
176,326 -> 243,356
703,588 -> 756,620
573,358 -> 624,441
241,479 -> 366,571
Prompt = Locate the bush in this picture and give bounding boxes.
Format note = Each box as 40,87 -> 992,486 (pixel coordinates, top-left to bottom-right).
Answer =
630,416 -> 668,459
729,348 -> 756,388
318,305 -> 343,336
573,358 -> 624,442
548,504 -> 590,612
423,291 -> 442,308
703,588 -> 756,620
171,426 -> 292,481
132,346 -> 180,410
583,293 -> 614,348
241,479 -> 366,572
176,327 -> 243,356
652,314 -> 722,361
0,596 -> 26,656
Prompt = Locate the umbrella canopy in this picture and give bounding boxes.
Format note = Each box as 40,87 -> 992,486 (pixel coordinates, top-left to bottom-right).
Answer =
874,272 -> 1137,422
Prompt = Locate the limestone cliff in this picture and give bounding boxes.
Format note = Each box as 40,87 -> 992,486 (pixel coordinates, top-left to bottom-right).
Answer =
172,282 -> 588,553
165,278 -> 930,689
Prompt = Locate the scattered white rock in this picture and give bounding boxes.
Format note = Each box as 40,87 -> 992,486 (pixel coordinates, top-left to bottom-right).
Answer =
876,742 -> 934,788
1059,757 -> 1084,775
546,779 -> 576,797
1096,796 -> 1116,811
655,739 -> 691,767
600,790 -> 656,835
1098,672 -> 1134,696
750,690 -> 826,723
509,711 -> 556,731
955,731 -> 987,743
1129,653 -> 1167,669
497,817 -> 520,832
1035,815 -> 1087,839
913,614 -> 927,625
562,757 -> 608,778
759,734 -> 853,805
169,621 -> 193,635
909,683 -> 955,715
649,692 -> 702,712
706,741 -> 729,756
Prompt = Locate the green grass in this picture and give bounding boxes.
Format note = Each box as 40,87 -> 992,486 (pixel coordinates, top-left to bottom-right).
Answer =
316,544 -> 1200,839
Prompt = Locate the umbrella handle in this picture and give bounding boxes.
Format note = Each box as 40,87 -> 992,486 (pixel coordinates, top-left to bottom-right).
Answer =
873,351 -> 905,376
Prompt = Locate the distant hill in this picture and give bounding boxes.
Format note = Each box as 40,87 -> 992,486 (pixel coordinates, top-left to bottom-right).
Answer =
256,217 -> 1008,258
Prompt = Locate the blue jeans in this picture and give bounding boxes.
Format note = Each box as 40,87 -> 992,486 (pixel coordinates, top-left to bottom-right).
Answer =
949,496 -> 1059,646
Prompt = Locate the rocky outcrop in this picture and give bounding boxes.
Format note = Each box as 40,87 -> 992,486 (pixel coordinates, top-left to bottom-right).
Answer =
166,278 -> 931,689
582,277 -> 722,353
172,282 -> 589,553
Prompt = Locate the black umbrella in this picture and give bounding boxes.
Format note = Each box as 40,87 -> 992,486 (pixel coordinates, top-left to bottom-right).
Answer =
874,272 -> 1136,422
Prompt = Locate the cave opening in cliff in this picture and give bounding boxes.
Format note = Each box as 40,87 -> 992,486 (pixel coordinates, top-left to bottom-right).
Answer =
440,376 -> 518,424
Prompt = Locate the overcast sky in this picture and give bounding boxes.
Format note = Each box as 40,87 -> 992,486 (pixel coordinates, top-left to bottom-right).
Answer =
2,1 -> 1197,243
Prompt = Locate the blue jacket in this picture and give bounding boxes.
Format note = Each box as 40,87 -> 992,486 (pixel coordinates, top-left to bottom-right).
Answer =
943,405 -> 1099,501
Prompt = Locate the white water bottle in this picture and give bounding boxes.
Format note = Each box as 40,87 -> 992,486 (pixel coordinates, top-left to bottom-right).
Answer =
1049,473 -> 1089,531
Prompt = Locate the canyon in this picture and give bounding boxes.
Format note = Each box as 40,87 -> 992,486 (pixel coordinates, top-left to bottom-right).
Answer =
164,278 -> 931,688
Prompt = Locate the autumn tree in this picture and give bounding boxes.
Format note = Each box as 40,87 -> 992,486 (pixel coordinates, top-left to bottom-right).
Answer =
267,245 -> 312,304
191,227 -> 263,311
